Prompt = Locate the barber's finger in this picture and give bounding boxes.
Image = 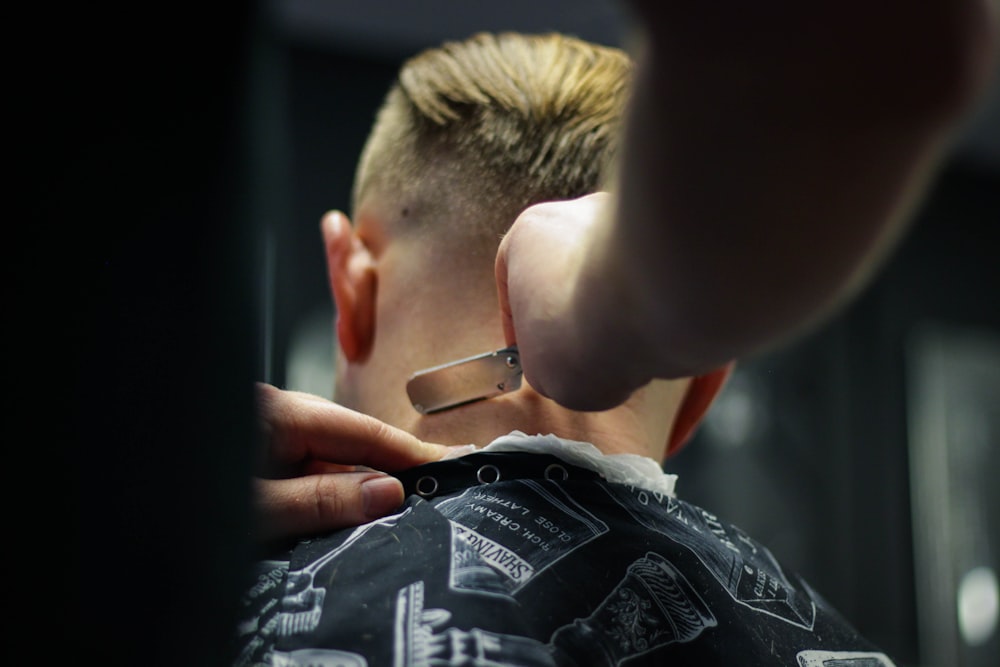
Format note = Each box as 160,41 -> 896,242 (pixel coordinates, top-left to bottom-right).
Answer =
256,382 -> 451,470
253,472 -> 404,542
301,459 -> 360,476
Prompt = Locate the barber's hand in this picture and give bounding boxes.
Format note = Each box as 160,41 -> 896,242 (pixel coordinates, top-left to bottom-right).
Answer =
254,382 -> 459,543
495,193 -> 650,412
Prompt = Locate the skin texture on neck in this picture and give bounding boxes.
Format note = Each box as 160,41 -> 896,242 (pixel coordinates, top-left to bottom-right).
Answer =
338,340 -> 686,462
403,375 -> 686,461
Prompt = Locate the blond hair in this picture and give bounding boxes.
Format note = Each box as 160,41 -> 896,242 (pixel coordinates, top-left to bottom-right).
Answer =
352,32 -> 633,246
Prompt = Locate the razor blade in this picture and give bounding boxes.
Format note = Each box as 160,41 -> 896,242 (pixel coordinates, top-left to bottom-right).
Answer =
406,346 -> 522,414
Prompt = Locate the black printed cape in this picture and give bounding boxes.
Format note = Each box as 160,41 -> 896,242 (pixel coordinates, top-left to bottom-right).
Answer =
234,442 -> 895,667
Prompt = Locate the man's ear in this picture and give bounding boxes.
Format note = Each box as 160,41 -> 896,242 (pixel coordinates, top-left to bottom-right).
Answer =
321,211 -> 377,362
666,362 -> 735,458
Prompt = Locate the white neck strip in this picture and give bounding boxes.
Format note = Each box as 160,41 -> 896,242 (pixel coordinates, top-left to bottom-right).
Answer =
474,431 -> 677,497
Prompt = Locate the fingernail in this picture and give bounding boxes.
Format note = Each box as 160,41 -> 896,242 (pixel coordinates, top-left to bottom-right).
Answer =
362,476 -> 403,518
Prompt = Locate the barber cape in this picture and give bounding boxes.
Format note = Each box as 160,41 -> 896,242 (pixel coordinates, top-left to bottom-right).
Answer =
234,432 -> 895,667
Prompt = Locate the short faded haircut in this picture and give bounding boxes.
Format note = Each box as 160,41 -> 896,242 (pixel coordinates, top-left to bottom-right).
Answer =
352,32 -> 633,246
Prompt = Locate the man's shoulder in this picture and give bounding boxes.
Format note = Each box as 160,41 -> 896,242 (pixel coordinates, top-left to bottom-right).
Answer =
234,458 -> 894,666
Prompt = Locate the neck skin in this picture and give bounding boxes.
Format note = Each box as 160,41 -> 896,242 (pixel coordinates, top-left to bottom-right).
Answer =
337,342 -> 687,462
330,204 -> 690,463
405,373 -> 685,461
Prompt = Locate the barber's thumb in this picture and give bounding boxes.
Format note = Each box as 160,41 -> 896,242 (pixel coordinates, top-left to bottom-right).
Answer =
361,475 -> 405,519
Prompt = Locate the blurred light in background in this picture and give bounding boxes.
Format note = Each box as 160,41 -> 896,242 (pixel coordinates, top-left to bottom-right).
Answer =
959,566 -> 999,647
286,304 -> 335,399
703,370 -> 770,449
907,323 -> 1000,666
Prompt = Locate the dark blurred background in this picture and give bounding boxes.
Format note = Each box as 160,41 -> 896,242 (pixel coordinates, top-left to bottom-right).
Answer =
259,2 -> 1000,666
37,1 -> 996,665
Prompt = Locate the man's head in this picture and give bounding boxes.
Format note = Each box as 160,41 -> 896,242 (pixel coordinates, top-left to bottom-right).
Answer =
352,32 -> 632,256
323,32 -> 726,458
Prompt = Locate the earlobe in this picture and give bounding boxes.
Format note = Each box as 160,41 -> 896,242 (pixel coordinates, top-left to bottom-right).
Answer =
322,211 -> 377,362
666,362 -> 735,458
